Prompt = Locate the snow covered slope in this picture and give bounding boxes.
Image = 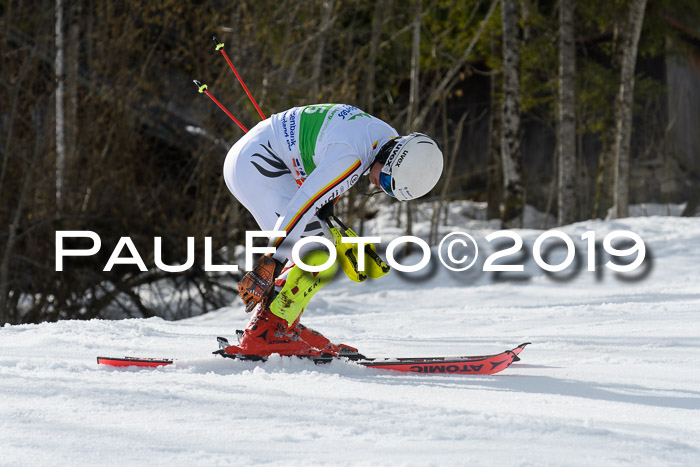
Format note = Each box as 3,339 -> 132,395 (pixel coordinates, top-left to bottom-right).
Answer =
2,216 -> 700,466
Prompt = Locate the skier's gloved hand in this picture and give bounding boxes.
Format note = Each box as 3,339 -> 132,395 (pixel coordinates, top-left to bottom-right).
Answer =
238,255 -> 284,313
316,201 -> 335,221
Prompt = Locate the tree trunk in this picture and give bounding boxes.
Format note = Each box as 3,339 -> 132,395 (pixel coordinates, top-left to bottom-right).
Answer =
592,17 -> 626,219
500,0 -> 524,228
363,0 -> 385,114
430,97 -> 450,244
311,0 -> 336,101
357,0 -> 386,235
486,37 -> 502,220
55,0 -> 66,213
558,0 -> 577,225
612,0 -> 647,219
67,2 -> 80,164
401,0 -> 422,251
406,0 -> 421,132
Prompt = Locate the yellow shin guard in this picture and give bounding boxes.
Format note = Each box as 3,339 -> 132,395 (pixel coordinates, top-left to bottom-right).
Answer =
270,250 -> 339,327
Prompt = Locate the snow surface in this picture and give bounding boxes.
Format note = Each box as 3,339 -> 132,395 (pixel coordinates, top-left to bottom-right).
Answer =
2,211 -> 700,466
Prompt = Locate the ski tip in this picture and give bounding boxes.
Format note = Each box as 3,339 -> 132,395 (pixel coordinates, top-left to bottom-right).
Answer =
97,356 -> 174,368
511,342 -> 531,356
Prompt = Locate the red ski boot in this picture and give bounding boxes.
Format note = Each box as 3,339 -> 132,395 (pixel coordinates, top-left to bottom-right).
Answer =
229,251 -> 360,359
291,320 -> 361,358
293,322 -> 339,356
230,307 -> 322,358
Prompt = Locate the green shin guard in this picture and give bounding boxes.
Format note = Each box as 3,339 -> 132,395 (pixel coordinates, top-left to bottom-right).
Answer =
270,250 -> 339,327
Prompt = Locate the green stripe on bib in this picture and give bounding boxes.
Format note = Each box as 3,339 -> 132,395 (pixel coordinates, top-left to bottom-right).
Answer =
298,104 -> 334,174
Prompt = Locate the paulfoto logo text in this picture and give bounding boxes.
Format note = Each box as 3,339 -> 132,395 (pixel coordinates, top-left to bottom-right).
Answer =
55,230 -> 647,278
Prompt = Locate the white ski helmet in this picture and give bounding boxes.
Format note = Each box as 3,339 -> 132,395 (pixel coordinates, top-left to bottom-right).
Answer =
377,133 -> 444,201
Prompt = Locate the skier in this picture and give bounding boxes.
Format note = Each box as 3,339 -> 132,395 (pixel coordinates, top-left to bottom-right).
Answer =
222,103 -> 443,358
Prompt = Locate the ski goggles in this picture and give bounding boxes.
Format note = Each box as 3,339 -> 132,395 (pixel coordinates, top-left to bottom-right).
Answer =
375,138 -> 399,197
378,171 -> 394,197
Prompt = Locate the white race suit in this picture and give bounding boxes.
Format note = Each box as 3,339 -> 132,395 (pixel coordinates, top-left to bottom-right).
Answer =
223,103 -> 398,263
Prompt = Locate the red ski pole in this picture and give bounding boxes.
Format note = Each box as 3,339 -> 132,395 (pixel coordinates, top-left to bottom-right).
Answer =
213,36 -> 266,120
193,80 -> 248,133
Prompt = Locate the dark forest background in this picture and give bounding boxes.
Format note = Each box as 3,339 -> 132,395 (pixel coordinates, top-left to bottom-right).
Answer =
2,0 -> 699,325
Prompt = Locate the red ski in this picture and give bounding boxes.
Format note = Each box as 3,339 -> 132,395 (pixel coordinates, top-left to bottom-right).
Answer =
96,356 -> 173,368
354,342 -> 530,375
98,342 -> 530,375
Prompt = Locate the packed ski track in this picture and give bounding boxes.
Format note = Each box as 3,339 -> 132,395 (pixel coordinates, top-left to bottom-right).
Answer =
2,207 -> 700,466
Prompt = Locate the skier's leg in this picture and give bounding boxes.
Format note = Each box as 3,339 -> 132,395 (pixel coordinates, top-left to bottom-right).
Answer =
270,250 -> 338,326
224,123 -> 342,356
271,250 -> 351,355
274,265 -> 356,355
232,250 -> 340,357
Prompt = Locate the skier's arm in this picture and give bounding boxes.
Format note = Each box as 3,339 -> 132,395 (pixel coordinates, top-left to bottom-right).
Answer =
270,150 -> 364,263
